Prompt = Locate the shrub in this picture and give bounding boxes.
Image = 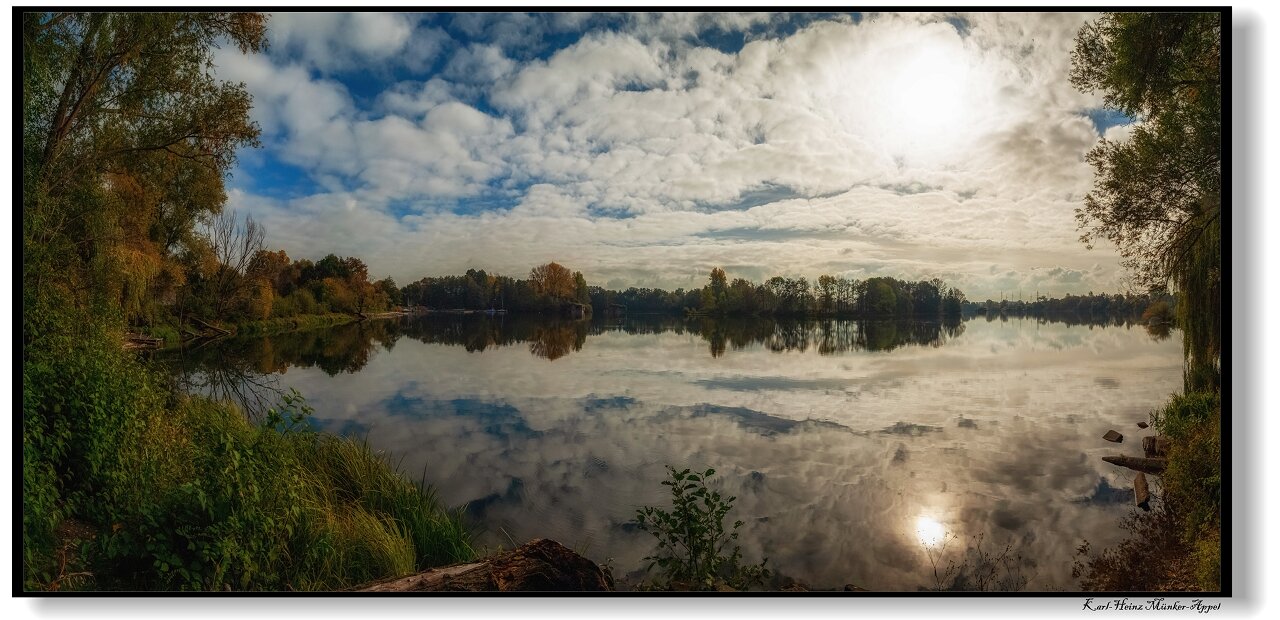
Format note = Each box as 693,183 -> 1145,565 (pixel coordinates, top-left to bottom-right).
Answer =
926,533 -> 1029,592
634,467 -> 770,591
1141,299 -> 1174,324
1152,391 -> 1221,590
1073,503 -> 1186,591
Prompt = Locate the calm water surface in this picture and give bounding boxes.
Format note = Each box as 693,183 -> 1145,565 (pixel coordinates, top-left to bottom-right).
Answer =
166,315 -> 1182,590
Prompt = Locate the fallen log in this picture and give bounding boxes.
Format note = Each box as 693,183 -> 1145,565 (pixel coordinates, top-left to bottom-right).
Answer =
190,317 -> 231,335
1134,472 -> 1150,511
1102,455 -> 1167,475
122,332 -> 164,350
124,333 -> 163,345
356,539 -> 613,592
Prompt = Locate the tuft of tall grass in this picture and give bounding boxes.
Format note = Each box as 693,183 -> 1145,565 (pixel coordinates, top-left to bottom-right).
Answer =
296,435 -> 477,571
88,397 -> 478,591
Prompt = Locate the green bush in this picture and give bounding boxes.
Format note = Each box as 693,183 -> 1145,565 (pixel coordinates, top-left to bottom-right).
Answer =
23,302 -> 166,522
634,467 -> 770,591
22,429 -> 62,589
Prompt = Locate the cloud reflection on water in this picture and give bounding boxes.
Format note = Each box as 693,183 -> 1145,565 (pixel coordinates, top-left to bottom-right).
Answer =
163,316 -> 1182,590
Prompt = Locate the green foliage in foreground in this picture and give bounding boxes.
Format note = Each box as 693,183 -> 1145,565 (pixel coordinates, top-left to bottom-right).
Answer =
1152,391 -> 1221,590
23,311 -> 473,591
634,467 -> 770,591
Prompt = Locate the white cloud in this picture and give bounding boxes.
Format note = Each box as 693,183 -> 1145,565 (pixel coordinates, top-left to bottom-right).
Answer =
266,12 -> 420,73
222,12 -> 1131,300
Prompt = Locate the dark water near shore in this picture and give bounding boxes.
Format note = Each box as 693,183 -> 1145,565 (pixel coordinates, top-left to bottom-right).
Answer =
162,314 -> 1182,590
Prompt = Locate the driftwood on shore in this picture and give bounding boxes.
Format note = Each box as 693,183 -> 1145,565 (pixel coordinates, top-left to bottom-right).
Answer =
190,316 -> 231,335
1134,472 -> 1151,511
355,539 -> 613,592
1102,455 -> 1167,475
123,333 -> 164,349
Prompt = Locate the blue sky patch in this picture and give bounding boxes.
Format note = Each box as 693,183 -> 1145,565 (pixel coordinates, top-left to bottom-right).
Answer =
1083,107 -> 1134,134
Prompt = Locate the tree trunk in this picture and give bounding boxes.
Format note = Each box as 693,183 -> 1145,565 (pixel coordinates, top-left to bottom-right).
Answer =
355,539 -> 613,592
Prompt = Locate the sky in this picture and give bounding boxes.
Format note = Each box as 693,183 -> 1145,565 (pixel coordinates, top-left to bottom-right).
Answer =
212,11 -> 1138,301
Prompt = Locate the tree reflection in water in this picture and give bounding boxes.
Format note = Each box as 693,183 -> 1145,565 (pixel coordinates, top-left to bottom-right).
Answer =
690,316 -> 966,358
528,322 -> 588,361
159,313 -> 1132,414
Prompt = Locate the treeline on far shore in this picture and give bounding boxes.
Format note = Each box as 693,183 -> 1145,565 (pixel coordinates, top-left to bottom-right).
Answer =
963,291 -> 1176,325
403,265 -> 968,320
399,264 -> 1173,326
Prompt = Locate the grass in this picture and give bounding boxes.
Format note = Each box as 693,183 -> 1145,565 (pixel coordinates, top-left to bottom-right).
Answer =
23,304 -> 473,591
59,395 -> 473,591
233,313 -> 357,337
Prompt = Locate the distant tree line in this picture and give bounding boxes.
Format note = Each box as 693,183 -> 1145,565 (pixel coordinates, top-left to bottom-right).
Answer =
589,268 -> 967,319
963,291 -> 1174,324
400,262 -> 591,315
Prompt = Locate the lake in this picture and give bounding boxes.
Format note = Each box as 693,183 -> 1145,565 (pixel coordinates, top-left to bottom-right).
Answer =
162,314 -> 1183,590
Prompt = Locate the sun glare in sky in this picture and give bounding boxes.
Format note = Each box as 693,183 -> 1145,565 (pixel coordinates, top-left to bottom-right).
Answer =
845,31 -> 984,164
884,43 -> 974,154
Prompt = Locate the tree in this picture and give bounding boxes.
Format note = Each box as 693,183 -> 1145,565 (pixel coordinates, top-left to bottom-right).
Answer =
695,267 -> 728,314
817,275 -> 837,314
1070,12 -> 1221,390
572,271 -> 590,305
529,262 -> 576,301
23,13 -> 266,322
199,210 -> 265,318
863,278 -> 897,317
375,277 -> 402,308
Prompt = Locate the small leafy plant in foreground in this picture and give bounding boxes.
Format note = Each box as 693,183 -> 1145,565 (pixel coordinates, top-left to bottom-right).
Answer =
633,466 -> 769,591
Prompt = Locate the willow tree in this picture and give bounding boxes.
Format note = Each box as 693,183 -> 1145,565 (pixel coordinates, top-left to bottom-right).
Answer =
1070,12 -> 1221,391
22,12 -> 266,333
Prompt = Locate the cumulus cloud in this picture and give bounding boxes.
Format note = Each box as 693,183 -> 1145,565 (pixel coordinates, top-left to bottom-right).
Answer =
267,13 -> 418,72
218,11 -> 1128,300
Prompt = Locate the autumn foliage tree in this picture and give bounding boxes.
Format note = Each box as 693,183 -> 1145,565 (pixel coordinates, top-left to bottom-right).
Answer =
23,12 -> 267,332
529,262 -> 577,301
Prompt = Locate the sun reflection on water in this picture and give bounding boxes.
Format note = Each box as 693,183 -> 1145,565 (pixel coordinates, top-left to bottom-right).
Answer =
916,516 -> 946,548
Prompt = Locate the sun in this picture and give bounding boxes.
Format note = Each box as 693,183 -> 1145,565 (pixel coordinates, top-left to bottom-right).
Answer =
883,43 -> 972,148
837,28 -> 986,165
